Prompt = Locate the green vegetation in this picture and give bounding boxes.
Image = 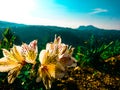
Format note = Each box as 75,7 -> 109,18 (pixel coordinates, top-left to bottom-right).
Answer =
0,28 -> 16,57
75,35 -> 120,75
0,26 -> 120,89
0,28 -> 16,89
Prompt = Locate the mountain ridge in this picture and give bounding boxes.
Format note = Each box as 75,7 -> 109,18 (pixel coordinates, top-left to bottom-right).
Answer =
77,25 -> 100,30
0,20 -> 120,47
0,20 -> 120,31
77,25 -> 120,31
0,20 -> 26,28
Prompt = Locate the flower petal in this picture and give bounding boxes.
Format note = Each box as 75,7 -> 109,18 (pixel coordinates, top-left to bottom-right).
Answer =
59,54 -> 77,67
22,40 -> 38,64
55,62 -> 65,79
8,64 -> 22,84
29,40 -> 38,53
43,77 -> 52,90
38,64 -> 55,89
47,64 -> 56,78
39,50 -> 48,64
54,36 -> 61,44
2,49 -> 16,62
46,43 -> 53,51
11,45 -> 24,62
0,57 -> 18,72
68,47 -> 74,55
24,50 -> 37,64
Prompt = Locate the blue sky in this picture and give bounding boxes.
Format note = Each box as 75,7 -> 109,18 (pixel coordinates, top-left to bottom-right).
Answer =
0,0 -> 120,29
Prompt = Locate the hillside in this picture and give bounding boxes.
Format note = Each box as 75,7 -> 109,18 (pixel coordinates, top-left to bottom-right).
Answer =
0,21 -> 120,47
77,25 -> 100,30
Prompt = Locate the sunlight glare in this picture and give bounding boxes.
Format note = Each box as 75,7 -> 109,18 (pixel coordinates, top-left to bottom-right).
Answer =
0,0 -> 36,22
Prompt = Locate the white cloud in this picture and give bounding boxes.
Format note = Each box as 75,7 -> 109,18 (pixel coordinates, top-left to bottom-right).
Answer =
89,8 -> 108,14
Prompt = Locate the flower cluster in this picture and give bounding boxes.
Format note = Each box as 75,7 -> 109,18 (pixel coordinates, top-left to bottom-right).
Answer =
0,40 -> 37,83
0,36 -> 77,89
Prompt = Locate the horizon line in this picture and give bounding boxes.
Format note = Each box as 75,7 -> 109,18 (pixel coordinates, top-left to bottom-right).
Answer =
0,20 -> 120,30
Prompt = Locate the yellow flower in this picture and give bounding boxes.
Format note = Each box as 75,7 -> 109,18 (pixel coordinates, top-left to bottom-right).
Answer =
0,40 -> 38,84
37,36 -> 77,89
0,45 -> 25,84
46,36 -> 77,67
21,40 -> 38,65
36,50 -> 65,89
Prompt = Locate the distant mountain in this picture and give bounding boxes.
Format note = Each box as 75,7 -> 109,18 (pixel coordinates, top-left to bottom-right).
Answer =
0,21 -> 25,28
0,21 -> 120,48
77,25 -> 101,30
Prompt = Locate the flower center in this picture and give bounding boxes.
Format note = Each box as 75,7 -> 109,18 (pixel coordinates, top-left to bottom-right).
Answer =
41,65 -> 48,72
21,60 -> 27,66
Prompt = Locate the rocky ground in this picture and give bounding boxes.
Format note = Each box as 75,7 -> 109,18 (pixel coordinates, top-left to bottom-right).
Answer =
51,55 -> 120,90
51,66 -> 120,90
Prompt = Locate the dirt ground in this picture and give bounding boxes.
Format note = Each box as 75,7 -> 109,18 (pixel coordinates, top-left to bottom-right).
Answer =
52,66 -> 120,90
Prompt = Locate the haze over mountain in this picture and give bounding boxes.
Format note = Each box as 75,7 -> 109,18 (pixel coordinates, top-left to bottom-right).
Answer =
77,25 -> 120,31
0,21 -> 25,28
0,21 -> 120,48
1,20 -> 120,30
